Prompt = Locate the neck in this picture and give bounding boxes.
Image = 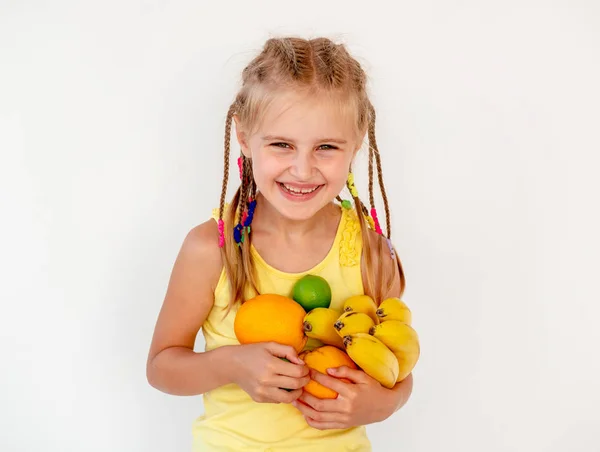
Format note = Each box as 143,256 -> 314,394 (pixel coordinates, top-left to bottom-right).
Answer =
253,192 -> 336,240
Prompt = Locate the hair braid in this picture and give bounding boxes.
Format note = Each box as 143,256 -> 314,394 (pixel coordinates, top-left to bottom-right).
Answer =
219,103 -> 236,220
368,144 -> 375,207
237,156 -> 250,222
368,103 -> 392,239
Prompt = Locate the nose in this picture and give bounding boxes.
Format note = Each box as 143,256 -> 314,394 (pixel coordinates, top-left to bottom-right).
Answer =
289,151 -> 315,181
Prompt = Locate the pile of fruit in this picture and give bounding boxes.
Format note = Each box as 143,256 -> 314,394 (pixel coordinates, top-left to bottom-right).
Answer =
233,274 -> 420,399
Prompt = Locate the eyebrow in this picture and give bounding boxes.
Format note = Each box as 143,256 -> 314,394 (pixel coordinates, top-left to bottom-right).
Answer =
261,135 -> 348,144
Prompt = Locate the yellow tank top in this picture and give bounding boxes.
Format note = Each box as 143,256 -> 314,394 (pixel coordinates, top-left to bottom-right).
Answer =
192,205 -> 372,452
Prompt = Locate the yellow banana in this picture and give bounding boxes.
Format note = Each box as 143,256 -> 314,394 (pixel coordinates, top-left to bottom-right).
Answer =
376,297 -> 412,325
303,308 -> 344,349
342,295 -> 379,324
334,311 -> 374,337
394,348 -> 420,382
370,320 -> 420,382
342,333 -> 399,388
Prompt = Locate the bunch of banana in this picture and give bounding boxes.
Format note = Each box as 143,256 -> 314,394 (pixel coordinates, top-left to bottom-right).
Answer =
339,296 -> 420,387
371,297 -> 420,382
301,296 -> 420,386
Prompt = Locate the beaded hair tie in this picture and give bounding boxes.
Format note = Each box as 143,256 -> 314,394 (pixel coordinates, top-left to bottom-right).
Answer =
233,198 -> 257,245
343,172 -> 394,259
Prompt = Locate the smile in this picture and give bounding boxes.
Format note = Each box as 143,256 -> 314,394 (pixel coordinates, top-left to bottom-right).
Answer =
278,182 -> 322,194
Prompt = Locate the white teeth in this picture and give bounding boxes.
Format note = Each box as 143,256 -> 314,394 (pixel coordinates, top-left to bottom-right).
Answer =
282,183 -> 319,194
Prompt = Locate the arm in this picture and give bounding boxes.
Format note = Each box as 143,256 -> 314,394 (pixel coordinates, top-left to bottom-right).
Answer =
365,229 -> 415,413
292,231 -> 415,428
146,220 -> 310,400
390,372 -> 413,413
146,219 -> 232,396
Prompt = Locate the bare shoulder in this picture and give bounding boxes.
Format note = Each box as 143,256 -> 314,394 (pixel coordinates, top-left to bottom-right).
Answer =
361,228 -> 403,299
179,219 -> 224,288
147,218 -> 223,362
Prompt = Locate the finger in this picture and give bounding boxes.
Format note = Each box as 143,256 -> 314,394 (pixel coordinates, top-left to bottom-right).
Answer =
265,342 -> 304,365
310,370 -> 352,396
327,366 -> 372,384
261,386 -> 302,404
271,374 -> 311,391
291,400 -> 343,423
274,358 -> 310,378
304,417 -> 348,430
297,391 -> 343,413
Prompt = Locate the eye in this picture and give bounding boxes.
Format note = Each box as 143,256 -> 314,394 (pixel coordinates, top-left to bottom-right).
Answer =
270,142 -> 291,149
318,144 -> 338,151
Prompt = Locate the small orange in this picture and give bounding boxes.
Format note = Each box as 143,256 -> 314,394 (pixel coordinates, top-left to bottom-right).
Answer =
234,294 -> 307,353
300,346 -> 358,399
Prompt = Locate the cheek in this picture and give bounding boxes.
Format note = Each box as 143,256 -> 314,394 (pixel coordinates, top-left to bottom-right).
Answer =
251,155 -> 282,183
321,159 -> 351,187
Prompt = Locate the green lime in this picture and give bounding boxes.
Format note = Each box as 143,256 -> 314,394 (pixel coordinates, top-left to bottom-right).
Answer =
292,275 -> 332,311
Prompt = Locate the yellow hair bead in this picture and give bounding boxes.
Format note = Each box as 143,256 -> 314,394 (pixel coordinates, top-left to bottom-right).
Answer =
347,173 -> 359,198
366,216 -> 375,230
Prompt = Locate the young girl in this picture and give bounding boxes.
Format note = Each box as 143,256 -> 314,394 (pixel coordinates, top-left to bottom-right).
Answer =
147,36 -> 413,452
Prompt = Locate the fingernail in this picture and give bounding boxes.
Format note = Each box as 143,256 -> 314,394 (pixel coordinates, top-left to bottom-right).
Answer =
297,358 -> 305,365
326,368 -> 336,375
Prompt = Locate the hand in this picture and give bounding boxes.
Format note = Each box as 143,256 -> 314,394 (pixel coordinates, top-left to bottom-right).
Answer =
231,341 -> 310,404
292,366 -> 396,430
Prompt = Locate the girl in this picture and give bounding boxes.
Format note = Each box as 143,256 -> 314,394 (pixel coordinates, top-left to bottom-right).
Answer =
147,36 -> 413,452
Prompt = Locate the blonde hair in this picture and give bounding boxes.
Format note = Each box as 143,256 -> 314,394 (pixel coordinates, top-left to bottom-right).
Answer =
217,36 -> 405,313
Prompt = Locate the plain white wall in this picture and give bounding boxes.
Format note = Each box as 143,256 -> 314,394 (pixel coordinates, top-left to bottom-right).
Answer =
1,1 -> 599,451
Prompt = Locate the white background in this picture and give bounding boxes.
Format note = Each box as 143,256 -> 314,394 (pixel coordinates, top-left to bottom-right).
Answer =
1,1 -> 599,451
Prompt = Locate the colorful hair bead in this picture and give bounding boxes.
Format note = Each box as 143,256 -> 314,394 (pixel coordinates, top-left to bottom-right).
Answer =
386,238 -> 396,259
341,199 -> 352,209
218,219 -> 225,248
347,173 -> 359,198
370,208 -> 383,235
237,157 -> 243,180
366,215 -> 375,230
233,199 -> 257,245
233,223 -> 244,245
243,199 -> 257,227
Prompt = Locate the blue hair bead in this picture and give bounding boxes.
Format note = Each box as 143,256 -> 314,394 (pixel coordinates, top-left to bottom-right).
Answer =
234,199 -> 257,245
233,223 -> 243,244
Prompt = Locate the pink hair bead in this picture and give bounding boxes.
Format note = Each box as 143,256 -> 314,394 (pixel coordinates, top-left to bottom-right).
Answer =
218,219 -> 225,247
370,208 -> 383,235
237,157 -> 243,180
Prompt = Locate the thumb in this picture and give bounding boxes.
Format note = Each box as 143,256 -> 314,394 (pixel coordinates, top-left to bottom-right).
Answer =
265,342 -> 304,365
327,365 -> 367,383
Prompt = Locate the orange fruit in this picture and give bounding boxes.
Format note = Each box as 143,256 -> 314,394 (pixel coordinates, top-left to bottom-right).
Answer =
299,346 -> 358,399
234,294 -> 307,353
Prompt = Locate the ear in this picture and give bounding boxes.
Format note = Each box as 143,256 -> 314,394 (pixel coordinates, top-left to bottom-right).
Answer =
233,114 -> 251,158
352,128 -> 367,158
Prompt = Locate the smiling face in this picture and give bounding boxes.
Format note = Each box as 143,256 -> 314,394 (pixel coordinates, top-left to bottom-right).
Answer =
235,89 -> 364,221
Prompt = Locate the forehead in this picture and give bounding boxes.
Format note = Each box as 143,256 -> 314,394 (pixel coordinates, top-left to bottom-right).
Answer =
255,89 -> 357,142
